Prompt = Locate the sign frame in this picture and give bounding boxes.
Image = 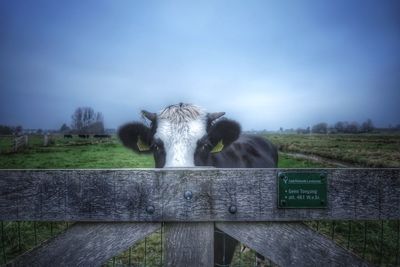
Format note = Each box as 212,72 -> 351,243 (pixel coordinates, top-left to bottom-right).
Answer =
277,171 -> 328,209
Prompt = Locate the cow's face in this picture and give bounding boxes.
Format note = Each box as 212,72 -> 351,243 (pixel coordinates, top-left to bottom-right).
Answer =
118,103 -> 240,168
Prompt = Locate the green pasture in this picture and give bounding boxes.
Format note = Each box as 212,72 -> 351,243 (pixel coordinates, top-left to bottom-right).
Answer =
266,133 -> 400,168
2,133 -> 399,168
0,135 -> 323,169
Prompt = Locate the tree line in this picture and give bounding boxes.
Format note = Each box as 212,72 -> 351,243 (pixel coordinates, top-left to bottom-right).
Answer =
297,119 -> 376,134
0,107 -> 105,135
1,112 -> 399,135
66,107 -> 105,134
0,125 -> 23,135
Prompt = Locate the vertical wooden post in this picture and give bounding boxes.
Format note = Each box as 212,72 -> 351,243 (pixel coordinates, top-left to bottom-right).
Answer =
165,222 -> 214,267
24,135 -> 28,146
13,137 -> 17,152
44,135 -> 48,146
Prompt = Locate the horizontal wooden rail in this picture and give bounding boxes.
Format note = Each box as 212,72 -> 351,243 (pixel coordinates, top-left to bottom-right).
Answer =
0,168 -> 399,221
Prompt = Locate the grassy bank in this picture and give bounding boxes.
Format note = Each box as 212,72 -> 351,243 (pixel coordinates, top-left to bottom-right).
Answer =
265,133 -> 400,167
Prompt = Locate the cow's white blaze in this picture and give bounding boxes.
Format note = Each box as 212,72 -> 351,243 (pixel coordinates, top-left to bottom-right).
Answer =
154,104 -> 207,167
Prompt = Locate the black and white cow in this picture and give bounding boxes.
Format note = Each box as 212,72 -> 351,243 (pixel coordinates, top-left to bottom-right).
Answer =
118,103 -> 278,266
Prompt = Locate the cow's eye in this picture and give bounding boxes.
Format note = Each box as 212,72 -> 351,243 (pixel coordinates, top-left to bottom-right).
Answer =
151,138 -> 164,152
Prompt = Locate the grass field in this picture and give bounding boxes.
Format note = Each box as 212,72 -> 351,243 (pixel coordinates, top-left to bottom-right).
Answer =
266,133 -> 400,167
0,135 -> 154,169
2,133 -> 399,168
0,133 -> 399,266
0,135 -> 325,169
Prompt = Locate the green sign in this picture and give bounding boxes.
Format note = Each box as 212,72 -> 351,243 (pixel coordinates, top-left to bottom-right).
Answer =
278,171 -> 327,208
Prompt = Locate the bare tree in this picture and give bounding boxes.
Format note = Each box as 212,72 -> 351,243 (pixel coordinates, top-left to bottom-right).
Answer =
312,122 -> 328,134
14,125 -> 23,136
0,125 -> 12,135
360,119 -> 374,133
346,121 -> 359,133
59,123 -> 71,133
334,121 -> 346,133
71,107 -> 104,134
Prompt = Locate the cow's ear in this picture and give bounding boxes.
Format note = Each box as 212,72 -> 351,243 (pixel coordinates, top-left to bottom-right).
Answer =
118,123 -> 152,153
208,119 -> 241,153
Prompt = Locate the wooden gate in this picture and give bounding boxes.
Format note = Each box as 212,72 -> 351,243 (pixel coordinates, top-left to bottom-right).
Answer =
0,168 -> 399,266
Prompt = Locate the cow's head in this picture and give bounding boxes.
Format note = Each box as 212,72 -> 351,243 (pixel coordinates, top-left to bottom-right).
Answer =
118,103 -> 241,167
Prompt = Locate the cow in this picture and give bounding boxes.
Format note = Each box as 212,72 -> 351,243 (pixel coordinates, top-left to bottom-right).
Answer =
63,134 -> 73,138
118,103 -> 278,266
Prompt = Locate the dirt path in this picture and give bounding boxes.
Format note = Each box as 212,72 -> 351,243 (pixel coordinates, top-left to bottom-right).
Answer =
282,152 -> 357,167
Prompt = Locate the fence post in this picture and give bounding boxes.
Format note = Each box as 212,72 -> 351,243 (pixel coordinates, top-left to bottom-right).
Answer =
44,135 -> 48,146
13,137 -> 17,152
165,222 -> 214,267
24,135 -> 28,146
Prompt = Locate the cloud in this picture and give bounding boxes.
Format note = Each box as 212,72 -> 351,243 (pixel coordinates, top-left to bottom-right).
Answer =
1,0 -> 399,129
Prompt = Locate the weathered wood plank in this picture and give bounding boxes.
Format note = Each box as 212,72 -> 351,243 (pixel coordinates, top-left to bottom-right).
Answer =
0,168 -> 399,221
12,136 -> 27,152
6,222 -> 160,266
165,222 -> 213,267
216,222 -> 372,267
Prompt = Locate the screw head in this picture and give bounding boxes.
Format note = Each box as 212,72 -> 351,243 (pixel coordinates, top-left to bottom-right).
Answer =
184,190 -> 193,200
281,200 -> 286,206
229,205 -> 237,214
320,173 -> 326,179
279,173 -> 286,179
146,205 -> 155,214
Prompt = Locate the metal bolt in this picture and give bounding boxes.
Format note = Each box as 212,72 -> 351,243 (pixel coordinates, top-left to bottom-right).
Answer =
320,173 -> 326,179
229,205 -> 237,214
281,200 -> 286,206
146,205 -> 155,214
320,199 -> 325,205
184,190 -> 193,200
279,173 -> 286,179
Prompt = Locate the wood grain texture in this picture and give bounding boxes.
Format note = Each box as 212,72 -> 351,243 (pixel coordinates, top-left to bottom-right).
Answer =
6,222 -> 160,267
165,222 -> 214,267
217,222 -> 372,267
0,168 -> 399,221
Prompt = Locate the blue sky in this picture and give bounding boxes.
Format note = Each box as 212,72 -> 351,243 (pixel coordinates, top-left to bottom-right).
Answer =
1,0 -> 399,130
